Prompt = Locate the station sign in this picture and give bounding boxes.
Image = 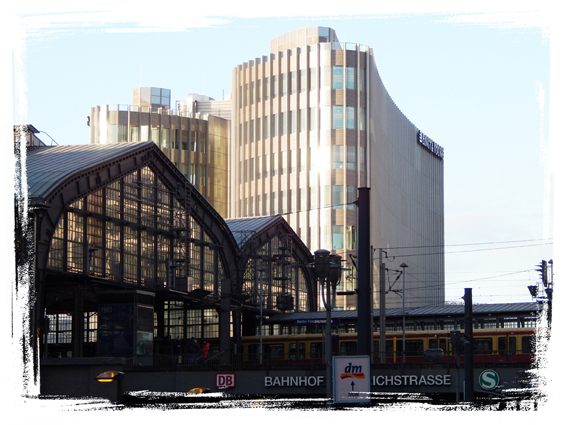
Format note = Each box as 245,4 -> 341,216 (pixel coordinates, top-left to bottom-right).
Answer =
333,356 -> 371,404
479,369 -> 499,391
296,318 -> 339,325
417,130 -> 444,159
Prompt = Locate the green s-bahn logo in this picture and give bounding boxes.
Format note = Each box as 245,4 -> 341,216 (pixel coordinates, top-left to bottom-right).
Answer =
479,369 -> 500,390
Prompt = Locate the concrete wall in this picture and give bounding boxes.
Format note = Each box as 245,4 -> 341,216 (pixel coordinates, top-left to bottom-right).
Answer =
41,358 -> 529,402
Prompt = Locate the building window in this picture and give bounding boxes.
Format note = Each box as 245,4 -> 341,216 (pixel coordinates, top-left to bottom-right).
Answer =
281,73 -> 287,97
346,186 -> 357,211
310,68 -> 317,92
346,225 -> 357,250
280,112 -> 287,136
271,114 -> 277,138
332,66 -> 343,89
332,145 -> 343,169
84,312 -> 98,343
333,225 -> 344,249
359,68 -> 366,92
332,185 -> 343,209
118,124 -> 128,143
332,106 -> 343,129
150,126 -> 159,143
300,69 -> 307,93
272,75 -> 278,98
346,67 -> 356,90
346,106 -> 356,130
309,107 -> 317,131
130,126 -> 139,142
290,71 -> 296,95
140,125 -> 149,141
347,146 -> 356,170
47,313 -> 73,344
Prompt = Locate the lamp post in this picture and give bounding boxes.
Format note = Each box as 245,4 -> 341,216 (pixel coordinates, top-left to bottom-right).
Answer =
313,249 -> 342,403
399,263 -> 408,364
96,371 -> 125,404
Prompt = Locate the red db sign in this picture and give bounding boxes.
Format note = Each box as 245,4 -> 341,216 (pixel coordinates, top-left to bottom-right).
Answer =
216,373 -> 235,389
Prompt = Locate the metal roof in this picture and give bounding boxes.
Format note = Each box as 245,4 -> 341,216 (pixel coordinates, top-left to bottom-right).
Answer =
225,216 -> 283,247
25,142 -> 154,204
266,302 -> 542,323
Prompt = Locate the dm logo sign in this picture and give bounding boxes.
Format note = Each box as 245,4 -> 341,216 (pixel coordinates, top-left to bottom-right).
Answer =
479,369 -> 500,390
333,356 -> 371,403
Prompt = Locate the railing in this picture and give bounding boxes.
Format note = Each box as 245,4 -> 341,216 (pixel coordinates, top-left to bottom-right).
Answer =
123,349 -> 535,372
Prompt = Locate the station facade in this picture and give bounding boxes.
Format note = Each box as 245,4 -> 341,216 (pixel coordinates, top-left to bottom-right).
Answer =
16,138 -> 315,383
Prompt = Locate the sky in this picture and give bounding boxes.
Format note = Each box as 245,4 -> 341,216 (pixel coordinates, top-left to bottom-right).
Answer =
5,1 -> 561,307
2,0 -> 566,417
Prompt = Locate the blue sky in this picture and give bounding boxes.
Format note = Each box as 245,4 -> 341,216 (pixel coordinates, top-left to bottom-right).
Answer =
5,2 -> 560,306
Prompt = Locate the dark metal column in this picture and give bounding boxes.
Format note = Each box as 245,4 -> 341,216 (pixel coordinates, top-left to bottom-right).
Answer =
357,187 -> 372,357
464,288 -> 474,402
219,278 -> 232,366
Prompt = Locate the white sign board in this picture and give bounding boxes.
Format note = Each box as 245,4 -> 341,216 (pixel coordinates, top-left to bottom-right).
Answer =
333,356 -> 371,403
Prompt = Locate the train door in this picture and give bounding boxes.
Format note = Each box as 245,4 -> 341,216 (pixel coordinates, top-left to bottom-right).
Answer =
290,342 -> 305,361
498,336 -> 517,356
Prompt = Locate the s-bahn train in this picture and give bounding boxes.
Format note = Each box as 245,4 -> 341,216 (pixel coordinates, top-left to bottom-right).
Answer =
235,301 -> 544,367
239,327 -> 537,366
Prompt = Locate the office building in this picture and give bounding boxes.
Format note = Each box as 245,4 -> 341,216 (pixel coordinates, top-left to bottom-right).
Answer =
89,88 -> 230,218
231,27 -> 444,309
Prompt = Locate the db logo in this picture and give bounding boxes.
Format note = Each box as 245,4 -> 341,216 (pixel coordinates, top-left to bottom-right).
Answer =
216,373 -> 236,389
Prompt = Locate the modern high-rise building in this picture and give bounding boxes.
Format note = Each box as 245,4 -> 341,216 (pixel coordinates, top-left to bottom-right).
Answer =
88,27 -> 445,310
231,27 -> 444,309
89,88 -> 230,217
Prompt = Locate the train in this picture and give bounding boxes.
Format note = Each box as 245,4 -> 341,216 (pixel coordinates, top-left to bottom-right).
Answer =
239,326 -> 537,366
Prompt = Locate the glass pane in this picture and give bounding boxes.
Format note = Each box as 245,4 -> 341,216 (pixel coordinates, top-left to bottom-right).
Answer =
332,66 -> 343,89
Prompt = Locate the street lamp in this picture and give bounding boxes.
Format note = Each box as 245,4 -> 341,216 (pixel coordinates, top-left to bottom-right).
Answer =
313,249 -> 343,403
399,263 -> 408,364
96,370 -> 125,404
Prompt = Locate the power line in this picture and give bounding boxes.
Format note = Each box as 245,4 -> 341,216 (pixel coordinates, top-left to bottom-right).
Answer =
380,238 -> 553,251
374,241 -> 553,260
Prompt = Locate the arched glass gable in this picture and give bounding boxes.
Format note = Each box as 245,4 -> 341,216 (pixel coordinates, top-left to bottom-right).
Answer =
242,235 -> 309,313
47,165 -> 226,293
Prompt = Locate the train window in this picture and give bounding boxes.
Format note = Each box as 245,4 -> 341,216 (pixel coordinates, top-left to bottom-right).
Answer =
310,342 -> 323,359
290,342 -> 305,361
266,344 -> 284,359
509,336 -> 516,355
248,344 -> 259,361
395,339 -> 424,356
340,341 -> 357,356
373,341 -> 379,359
498,337 -> 516,356
429,338 -> 447,352
521,336 -> 535,354
386,340 -> 394,356
473,338 -> 493,354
